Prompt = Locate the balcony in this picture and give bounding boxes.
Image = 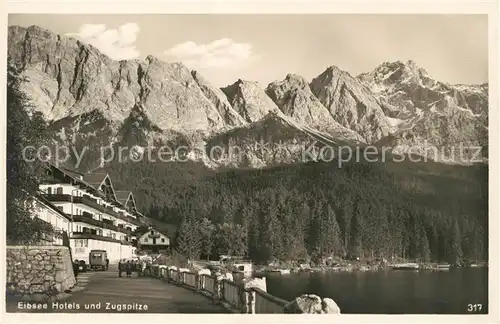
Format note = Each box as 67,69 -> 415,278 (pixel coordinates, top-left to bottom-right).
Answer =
71,232 -> 121,244
117,224 -> 133,235
71,214 -> 102,228
81,194 -> 143,226
44,193 -> 142,227
45,194 -> 81,203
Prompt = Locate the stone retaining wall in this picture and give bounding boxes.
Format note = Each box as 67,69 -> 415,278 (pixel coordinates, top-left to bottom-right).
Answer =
6,245 -> 76,300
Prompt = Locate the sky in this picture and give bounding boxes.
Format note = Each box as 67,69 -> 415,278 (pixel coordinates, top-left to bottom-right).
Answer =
8,14 -> 488,87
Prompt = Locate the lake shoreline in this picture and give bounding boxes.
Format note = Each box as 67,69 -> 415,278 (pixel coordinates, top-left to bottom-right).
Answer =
253,260 -> 488,275
259,267 -> 488,314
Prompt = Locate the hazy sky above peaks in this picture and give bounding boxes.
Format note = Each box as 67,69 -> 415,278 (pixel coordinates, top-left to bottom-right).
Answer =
8,14 -> 488,87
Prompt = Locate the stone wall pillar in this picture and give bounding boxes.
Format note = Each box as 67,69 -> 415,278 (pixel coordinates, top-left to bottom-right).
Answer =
6,246 -> 76,301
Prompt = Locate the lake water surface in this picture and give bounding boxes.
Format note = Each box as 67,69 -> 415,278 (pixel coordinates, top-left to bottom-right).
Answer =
259,268 -> 488,314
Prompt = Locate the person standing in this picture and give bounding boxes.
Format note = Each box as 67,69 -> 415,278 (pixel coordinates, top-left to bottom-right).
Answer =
118,259 -> 123,277
73,259 -> 80,279
126,260 -> 132,278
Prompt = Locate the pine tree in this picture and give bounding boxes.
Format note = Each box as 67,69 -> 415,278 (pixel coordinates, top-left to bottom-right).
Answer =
199,217 -> 215,260
325,204 -> 345,257
175,211 -> 203,260
449,219 -> 464,266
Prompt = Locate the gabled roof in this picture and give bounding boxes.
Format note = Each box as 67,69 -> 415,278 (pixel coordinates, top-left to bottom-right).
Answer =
44,162 -> 140,216
115,191 -> 131,205
83,173 -> 108,188
137,226 -> 171,239
60,167 -> 84,179
83,172 -> 118,202
115,191 -> 138,212
115,190 -> 134,205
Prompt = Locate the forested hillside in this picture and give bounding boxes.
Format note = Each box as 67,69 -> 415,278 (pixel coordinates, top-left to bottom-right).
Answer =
102,158 -> 488,265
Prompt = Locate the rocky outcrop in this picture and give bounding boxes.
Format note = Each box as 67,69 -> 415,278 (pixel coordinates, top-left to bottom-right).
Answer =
206,111 -> 362,168
374,110 -> 488,164
284,294 -> 341,314
357,60 -> 488,119
310,66 -> 391,142
361,60 -> 488,163
6,246 -> 76,301
242,277 -> 267,292
192,71 -> 247,127
221,79 -> 281,123
8,25 -> 226,134
8,24 -> 488,168
266,74 -> 364,142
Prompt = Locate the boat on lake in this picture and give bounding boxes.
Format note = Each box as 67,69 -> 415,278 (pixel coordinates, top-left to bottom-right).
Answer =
436,263 -> 451,270
391,263 -> 420,270
268,269 -> 291,274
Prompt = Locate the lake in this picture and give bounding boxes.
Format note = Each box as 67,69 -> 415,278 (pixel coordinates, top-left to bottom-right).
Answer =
259,268 -> 488,314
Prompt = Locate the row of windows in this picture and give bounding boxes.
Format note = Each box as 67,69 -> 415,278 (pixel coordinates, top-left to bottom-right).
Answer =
74,225 -> 117,238
143,238 -> 166,243
45,186 -> 137,225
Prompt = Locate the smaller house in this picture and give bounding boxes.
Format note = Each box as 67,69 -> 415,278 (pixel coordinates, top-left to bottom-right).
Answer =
137,227 -> 171,254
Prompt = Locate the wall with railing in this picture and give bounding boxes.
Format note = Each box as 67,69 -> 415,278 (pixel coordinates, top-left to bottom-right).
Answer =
148,265 -> 290,314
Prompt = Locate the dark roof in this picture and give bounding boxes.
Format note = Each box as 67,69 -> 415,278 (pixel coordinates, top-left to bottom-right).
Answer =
45,162 -> 141,216
83,173 -> 109,187
115,191 -> 132,205
60,167 -> 84,178
136,225 -> 174,239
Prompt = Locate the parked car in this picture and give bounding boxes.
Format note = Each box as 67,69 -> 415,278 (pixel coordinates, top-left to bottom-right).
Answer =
89,250 -> 108,271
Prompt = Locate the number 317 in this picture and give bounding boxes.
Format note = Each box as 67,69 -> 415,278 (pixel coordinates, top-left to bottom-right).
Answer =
468,304 -> 483,312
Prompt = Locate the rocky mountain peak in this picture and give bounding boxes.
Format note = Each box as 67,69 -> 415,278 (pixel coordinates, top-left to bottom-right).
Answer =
8,24 -> 230,134
358,59 -> 434,91
310,66 -> 390,142
283,73 -> 309,88
7,24 -> 488,168
265,73 -> 365,143
221,79 -> 281,123
191,70 -> 246,127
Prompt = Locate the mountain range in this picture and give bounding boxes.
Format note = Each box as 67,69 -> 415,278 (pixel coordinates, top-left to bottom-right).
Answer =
8,25 -> 488,170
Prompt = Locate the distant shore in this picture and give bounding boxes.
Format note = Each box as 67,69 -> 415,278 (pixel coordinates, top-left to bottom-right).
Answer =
252,260 -> 488,274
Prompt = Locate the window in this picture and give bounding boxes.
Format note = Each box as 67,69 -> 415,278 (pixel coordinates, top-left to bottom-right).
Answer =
56,187 -> 63,194
75,239 -> 88,247
161,238 -> 165,243
150,230 -> 154,235
144,238 -> 148,243
47,187 -> 52,195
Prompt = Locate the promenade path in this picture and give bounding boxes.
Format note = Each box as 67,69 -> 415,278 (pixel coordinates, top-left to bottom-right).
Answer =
6,267 -> 228,313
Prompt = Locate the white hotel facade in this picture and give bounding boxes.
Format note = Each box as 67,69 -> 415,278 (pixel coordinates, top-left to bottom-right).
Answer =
36,163 -> 144,263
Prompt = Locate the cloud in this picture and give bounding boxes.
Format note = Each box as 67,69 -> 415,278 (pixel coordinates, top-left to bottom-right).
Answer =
66,23 -> 140,60
164,38 -> 258,69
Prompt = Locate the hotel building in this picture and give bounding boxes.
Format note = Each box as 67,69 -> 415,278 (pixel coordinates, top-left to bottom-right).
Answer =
37,163 -> 144,263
